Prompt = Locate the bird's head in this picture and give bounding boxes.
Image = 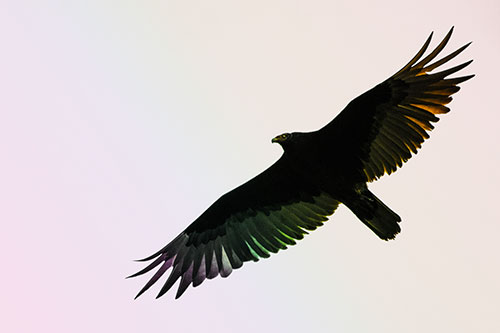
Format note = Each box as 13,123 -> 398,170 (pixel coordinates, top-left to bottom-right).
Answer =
271,132 -> 293,148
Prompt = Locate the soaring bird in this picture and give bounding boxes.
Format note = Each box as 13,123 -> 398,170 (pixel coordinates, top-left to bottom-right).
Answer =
129,28 -> 473,299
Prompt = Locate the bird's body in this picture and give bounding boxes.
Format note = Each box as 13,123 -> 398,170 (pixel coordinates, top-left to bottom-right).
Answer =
130,28 -> 473,299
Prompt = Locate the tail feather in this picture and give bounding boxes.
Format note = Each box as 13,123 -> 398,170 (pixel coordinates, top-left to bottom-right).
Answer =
345,188 -> 401,240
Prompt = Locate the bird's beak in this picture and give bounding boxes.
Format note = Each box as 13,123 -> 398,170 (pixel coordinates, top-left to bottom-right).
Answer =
271,137 -> 279,143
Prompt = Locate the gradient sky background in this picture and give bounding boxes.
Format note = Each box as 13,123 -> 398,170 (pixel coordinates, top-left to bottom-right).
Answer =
2,1 -> 499,332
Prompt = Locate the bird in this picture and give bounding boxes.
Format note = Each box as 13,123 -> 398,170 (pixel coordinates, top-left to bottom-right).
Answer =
129,27 -> 473,299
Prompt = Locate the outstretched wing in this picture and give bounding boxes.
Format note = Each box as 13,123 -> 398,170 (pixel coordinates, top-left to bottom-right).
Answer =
318,27 -> 473,182
129,157 -> 339,299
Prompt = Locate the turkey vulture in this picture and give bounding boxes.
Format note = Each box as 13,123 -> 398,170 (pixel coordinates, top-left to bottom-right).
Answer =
129,27 -> 473,299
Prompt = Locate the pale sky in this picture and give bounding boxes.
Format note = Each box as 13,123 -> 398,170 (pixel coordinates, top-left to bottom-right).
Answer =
1,1 -> 499,332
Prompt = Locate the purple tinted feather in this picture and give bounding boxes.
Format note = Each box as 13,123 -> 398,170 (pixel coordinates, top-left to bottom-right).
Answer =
193,255 -> 206,287
175,263 -> 194,299
156,261 -> 183,298
134,256 -> 175,299
135,234 -> 187,262
127,253 -> 167,278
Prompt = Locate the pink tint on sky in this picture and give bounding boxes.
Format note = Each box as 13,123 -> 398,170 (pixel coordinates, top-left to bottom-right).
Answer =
1,1 -> 499,332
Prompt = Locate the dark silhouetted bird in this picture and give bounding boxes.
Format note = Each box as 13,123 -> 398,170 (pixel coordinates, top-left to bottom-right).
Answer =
129,28 -> 473,299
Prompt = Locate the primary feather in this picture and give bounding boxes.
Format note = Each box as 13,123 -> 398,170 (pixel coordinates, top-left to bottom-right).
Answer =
129,27 -> 473,299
